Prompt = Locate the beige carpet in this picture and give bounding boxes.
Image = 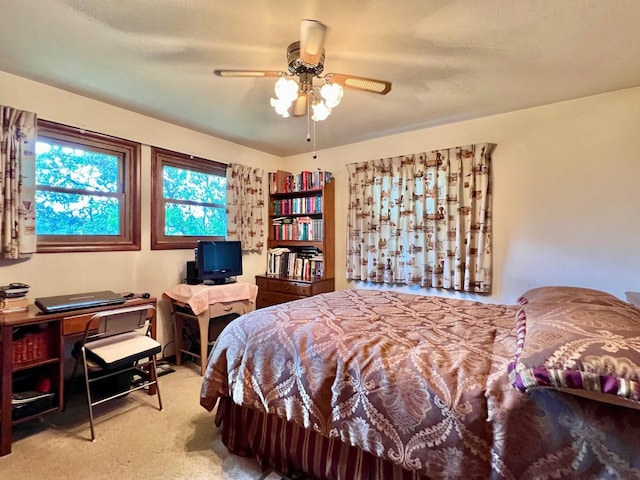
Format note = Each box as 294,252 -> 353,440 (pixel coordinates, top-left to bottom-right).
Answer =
2,364 -> 265,479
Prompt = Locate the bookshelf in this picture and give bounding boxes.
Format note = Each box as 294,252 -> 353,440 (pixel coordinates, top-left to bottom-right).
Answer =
256,170 -> 335,308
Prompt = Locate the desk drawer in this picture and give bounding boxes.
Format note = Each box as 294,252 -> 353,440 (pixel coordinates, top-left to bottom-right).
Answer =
62,313 -> 97,336
208,300 -> 253,318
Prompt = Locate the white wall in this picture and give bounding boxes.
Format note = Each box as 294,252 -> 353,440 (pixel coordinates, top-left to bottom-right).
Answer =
2,69 -> 639,346
286,86 -> 640,304
0,71 -> 283,352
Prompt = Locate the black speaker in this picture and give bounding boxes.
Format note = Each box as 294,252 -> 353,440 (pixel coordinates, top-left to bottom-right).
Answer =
186,260 -> 200,285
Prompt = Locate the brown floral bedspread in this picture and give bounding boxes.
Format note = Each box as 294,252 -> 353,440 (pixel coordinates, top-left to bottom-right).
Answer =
200,289 -> 640,479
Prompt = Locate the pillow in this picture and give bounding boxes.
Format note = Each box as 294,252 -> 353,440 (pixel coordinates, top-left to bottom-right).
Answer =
517,285 -> 633,309
509,288 -> 640,409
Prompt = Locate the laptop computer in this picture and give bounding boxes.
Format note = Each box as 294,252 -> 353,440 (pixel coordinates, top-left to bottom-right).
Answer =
35,290 -> 126,313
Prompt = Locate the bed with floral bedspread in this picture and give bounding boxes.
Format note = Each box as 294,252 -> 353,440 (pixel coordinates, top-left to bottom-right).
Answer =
201,288 -> 640,480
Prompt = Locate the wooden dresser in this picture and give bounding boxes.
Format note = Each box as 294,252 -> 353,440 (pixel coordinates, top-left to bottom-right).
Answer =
255,275 -> 335,308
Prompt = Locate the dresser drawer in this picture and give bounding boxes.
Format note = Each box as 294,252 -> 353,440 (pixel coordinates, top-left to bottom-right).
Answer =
257,291 -> 302,309
266,280 -> 310,296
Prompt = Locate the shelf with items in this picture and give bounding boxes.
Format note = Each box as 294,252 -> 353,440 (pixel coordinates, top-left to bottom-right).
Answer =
266,245 -> 325,281
1,316 -> 64,454
268,169 -> 333,195
265,171 -> 334,280
271,215 -> 324,242
259,170 -> 335,308
10,369 -> 58,424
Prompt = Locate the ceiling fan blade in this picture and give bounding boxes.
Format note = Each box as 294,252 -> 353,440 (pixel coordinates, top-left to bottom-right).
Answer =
325,73 -> 392,95
292,94 -> 308,117
300,19 -> 327,65
213,69 -> 285,78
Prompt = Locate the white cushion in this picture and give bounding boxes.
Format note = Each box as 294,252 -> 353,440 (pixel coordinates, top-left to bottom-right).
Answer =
86,332 -> 161,368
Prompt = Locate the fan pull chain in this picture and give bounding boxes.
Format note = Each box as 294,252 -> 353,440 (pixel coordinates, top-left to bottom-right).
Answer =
304,93 -> 317,159
313,120 -> 317,159
306,95 -> 311,143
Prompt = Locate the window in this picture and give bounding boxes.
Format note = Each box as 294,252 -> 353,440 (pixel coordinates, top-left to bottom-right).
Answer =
151,147 -> 227,250
35,120 -> 141,252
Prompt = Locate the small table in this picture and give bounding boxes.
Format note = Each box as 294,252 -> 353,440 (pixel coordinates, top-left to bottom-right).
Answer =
163,282 -> 257,375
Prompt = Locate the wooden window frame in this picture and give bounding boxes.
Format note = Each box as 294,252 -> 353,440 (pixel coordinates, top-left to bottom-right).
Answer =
150,147 -> 227,250
36,120 -> 141,253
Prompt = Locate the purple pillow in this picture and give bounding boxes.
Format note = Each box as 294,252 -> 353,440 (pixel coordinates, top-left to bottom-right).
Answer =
509,287 -> 640,409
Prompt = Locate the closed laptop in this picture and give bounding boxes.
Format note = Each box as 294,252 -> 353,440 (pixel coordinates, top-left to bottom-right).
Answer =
35,291 -> 126,313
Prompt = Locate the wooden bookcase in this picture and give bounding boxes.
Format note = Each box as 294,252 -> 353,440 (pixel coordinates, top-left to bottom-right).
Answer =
256,171 -> 335,308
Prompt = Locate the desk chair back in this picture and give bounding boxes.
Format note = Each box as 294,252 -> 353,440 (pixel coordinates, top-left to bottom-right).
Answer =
86,305 -> 152,340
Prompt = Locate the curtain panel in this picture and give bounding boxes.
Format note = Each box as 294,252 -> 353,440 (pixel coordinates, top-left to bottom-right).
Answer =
0,106 -> 38,259
346,143 -> 493,293
226,163 -> 265,252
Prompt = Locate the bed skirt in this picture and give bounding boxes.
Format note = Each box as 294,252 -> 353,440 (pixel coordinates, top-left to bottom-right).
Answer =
216,397 -> 430,480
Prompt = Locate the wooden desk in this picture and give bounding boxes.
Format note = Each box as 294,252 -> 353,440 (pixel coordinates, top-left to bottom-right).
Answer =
163,283 -> 257,375
0,296 -> 156,456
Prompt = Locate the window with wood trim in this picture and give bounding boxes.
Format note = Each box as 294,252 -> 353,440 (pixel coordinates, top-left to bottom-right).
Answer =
35,120 -> 141,253
151,147 -> 227,250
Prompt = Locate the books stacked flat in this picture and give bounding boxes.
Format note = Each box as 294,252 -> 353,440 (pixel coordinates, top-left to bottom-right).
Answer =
0,283 -> 30,313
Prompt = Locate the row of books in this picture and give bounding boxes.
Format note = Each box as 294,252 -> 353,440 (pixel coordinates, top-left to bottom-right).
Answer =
272,217 -> 323,241
267,247 -> 324,280
269,169 -> 333,194
273,196 -> 322,215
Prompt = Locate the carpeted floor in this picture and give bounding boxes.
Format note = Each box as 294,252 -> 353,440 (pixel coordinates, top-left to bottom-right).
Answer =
2,364 -> 267,479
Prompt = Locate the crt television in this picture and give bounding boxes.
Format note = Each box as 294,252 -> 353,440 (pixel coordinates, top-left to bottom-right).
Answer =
196,240 -> 243,284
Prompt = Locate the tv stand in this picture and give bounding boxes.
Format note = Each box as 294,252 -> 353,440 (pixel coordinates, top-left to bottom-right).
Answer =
164,282 -> 257,375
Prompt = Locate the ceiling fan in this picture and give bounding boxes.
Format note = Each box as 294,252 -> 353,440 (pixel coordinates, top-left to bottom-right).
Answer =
213,19 -> 392,121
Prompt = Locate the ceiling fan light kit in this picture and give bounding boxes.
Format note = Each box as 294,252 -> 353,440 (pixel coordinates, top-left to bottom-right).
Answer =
213,19 -> 392,155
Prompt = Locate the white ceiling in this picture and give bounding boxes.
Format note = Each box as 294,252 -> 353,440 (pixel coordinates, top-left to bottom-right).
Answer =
1,0 -> 640,157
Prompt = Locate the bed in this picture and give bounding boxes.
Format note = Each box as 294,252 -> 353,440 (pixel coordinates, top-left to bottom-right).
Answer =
200,287 -> 640,479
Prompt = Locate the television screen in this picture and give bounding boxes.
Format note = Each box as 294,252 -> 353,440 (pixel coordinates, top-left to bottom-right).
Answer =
197,240 -> 243,284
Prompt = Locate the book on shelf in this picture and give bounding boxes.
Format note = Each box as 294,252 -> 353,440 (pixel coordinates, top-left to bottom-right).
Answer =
272,216 -> 322,241
269,170 -> 293,194
269,170 -> 333,193
266,247 -> 291,276
266,247 -> 324,280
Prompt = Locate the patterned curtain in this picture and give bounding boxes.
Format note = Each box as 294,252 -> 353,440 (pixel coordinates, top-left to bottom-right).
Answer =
226,163 -> 265,252
346,143 -> 494,293
0,106 -> 38,259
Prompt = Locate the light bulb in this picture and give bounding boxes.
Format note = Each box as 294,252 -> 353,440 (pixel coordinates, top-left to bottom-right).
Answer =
320,83 -> 343,109
270,97 -> 291,117
311,100 -> 331,121
274,77 -> 298,103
